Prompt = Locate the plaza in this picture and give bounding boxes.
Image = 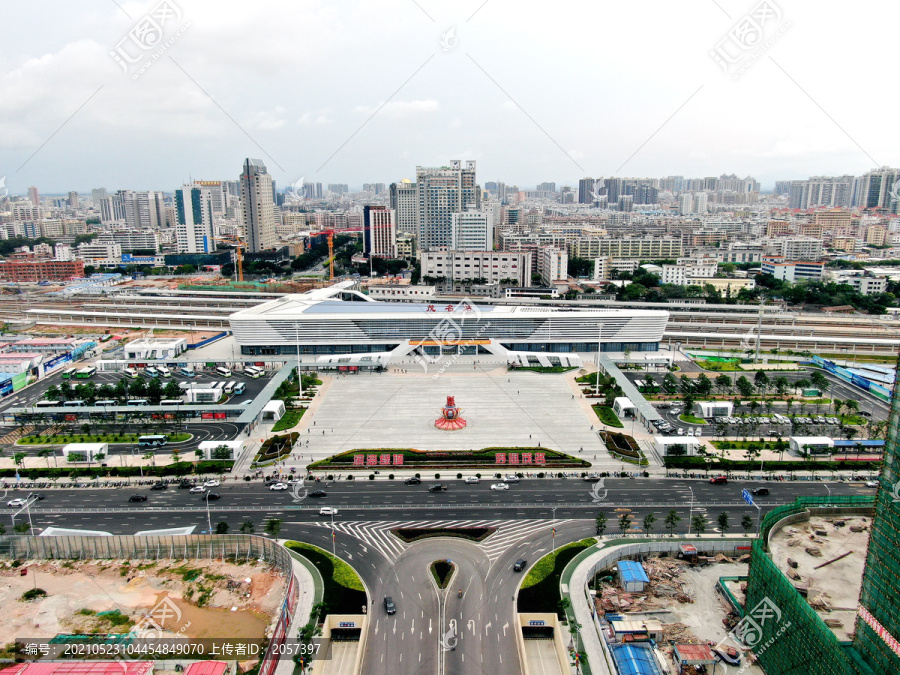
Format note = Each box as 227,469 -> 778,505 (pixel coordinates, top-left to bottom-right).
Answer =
291,358 -> 628,470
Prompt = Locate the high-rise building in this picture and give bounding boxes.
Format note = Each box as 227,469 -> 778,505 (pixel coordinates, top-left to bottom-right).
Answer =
240,158 -> 276,253
858,167 -> 900,213
67,191 -> 79,208
416,160 -> 479,250
27,186 -> 39,207
451,209 -> 493,251
578,177 -> 595,204
362,205 -> 397,259
536,182 -> 557,194
390,181 -> 418,235
175,185 -> 214,253
91,188 -> 108,207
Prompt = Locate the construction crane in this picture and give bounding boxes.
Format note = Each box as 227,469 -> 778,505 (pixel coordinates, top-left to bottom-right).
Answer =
311,230 -> 336,281
212,236 -> 246,282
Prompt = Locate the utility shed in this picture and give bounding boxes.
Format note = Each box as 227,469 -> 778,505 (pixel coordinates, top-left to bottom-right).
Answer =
617,560 -> 650,593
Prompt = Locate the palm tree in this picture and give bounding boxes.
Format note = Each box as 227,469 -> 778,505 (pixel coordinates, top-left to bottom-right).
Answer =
37,448 -> 56,469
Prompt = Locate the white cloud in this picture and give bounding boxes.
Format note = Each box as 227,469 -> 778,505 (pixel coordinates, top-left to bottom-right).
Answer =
354,99 -> 440,119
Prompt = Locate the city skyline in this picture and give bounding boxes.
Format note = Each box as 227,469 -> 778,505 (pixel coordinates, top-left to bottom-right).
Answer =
0,1 -> 896,192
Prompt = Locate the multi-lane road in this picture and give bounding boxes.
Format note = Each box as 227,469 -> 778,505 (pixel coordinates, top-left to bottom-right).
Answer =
0,468 -> 876,673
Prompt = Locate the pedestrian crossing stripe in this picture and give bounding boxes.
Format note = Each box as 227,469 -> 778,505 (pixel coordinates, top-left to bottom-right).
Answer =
313,519 -> 573,563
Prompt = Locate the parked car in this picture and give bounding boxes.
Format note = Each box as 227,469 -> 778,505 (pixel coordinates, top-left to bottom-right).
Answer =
491,483 -> 510,491
189,486 -> 206,494
179,480 -> 195,489
150,483 -> 167,491
709,476 -> 728,484
319,507 -> 338,516
128,494 -> 147,502
204,480 -> 220,488
404,477 -> 421,485
513,559 -> 528,572
750,487 -> 770,496
464,476 -> 480,484
269,482 -> 288,491
583,474 -> 602,482
309,490 -> 327,497
384,597 -> 396,614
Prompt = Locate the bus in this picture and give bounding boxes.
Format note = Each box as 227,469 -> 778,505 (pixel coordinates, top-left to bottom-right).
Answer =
94,399 -> 118,406
243,366 -> 261,378
36,400 -> 60,407
160,399 -> 183,406
179,367 -> 195,378
126,399 -> 150,406
124,368 -> 139,379
61,367 -> 77,379
138,435 -> 168,447
233,382 -> 246,396
63,400 -> 87,407
157,365 -> 171,377
215,366 -> 232,378
223,382 -> 236,395
145,367 -> 160,377
75,366 -> 96,379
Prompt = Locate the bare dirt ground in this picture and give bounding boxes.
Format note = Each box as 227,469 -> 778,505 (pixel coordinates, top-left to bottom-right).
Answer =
0,558 -> 286,646
769,514 -> 869,641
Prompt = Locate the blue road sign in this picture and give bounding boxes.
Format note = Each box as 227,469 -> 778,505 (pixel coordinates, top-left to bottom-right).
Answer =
742,489 -> 754,506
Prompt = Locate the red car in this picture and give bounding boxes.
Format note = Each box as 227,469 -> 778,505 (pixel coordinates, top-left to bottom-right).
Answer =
709,476 -> 728,484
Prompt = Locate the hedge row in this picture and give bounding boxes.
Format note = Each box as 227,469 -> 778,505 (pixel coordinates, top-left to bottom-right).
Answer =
663,456 -> 881,472
0,460 -> 234,479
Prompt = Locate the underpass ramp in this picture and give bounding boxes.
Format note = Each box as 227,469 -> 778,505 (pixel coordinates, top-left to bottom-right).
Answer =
312,614 -> 366,675
517,613 -> 568,675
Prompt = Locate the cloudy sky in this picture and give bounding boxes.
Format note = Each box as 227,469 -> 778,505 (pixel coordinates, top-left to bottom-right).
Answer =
1,0 -> 895,193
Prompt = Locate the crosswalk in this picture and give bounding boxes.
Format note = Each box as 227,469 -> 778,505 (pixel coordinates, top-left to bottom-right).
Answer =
313,519 -> 571,563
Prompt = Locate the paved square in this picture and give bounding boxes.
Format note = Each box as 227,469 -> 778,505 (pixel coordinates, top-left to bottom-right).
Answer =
296,363 -> 622,469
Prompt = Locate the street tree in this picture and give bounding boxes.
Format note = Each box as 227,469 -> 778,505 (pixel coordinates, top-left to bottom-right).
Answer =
665,510 -> 681,536
715,374 -> 733,395
264,518 -> 283,538
741,515 -> 755,535
595,513 -> 607,536
717,512 -> 730,536
215,522 -> 229,534
643,513 -> 656,535
240,519 -> 255,534
773,376 -> 789,396
691,514 -> 707,535
754,370 -> 769,395
735,376 -> 754,398
618,512 -> 632,536
695,373 -> 712,397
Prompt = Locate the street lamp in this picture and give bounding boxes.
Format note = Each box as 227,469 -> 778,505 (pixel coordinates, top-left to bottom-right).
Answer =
205,494 -> 212,534
331,509 -> 336,556
687,486 -> 694,536
551,506 -> 557,554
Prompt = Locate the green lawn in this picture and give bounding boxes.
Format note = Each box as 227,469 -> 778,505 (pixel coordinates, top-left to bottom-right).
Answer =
679,414 -> 708,425
696,360 -> 743,371
272,409 -> 304,432
518,539 -> 596,617
284,541 -> 366,615
592,405 -> 624,428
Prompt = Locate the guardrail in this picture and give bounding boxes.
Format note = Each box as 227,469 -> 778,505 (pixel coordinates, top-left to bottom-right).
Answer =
0,499 -> 786,516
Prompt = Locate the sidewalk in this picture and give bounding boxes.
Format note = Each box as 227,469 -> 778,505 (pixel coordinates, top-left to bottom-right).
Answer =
274,547 -> 324,675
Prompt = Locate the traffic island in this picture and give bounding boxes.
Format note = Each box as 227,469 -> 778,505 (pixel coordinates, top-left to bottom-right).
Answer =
391,527 -> 497,544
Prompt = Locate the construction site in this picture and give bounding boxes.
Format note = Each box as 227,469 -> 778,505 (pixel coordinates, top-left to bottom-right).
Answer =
592,551 -> 764,674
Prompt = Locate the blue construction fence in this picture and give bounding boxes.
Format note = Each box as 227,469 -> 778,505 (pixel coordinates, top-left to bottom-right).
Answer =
187,331 -> 230,349
806,356 -> 892,402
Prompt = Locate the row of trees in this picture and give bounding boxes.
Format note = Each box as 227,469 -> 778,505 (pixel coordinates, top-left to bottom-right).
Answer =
663,369 -> 831,401
45,377 -> 183,404
213,517 -> 282,536
594,511 -> 755,537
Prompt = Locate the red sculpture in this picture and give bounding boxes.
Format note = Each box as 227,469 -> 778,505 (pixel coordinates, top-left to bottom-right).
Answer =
435,395 -> 467,430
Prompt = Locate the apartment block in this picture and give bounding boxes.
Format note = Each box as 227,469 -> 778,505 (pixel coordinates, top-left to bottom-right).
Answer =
568,238 -> 682,260
0,259 -> 85,282
760,256 -> 824,282
421,250 -> 531,286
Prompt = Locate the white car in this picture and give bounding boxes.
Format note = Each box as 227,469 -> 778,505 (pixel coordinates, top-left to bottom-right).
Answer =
504,474 -> 521,483
865,480 -> 880,488
464,477 -> 480,484
491,483 -> 510,491
287,477 -> 303,485
204,480 -> 220,487
319,507 -> 338,516
269,482 -> 288,491
7,498 -> 27,508
189,486 -> 206,494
